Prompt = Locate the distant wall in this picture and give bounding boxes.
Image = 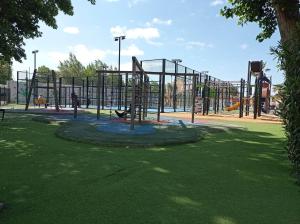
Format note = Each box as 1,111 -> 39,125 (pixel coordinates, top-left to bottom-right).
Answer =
7,80 -> 17,103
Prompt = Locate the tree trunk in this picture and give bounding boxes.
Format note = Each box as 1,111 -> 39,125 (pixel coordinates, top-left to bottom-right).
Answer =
273,0 -> 300,42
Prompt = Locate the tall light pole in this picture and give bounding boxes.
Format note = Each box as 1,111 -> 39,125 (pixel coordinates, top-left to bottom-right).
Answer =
101,64 -> 108,110
200,70 -> 209,96
171,59 -> 182,112
32,50 -> 39,100
114,35 -> 126,110
32,50 -> 39,71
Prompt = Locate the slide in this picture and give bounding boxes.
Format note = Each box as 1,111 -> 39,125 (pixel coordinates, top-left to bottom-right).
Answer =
226,102 -> 240,111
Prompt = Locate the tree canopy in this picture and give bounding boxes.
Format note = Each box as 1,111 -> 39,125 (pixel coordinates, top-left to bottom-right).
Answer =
0,60 -> 12,84
221,0 -> 300,42
0,0 -> 95,63
58,53 -> 85,77
84,60 -> 108,77
57,53 -> 110,78
37,65 -> 51,74
221,1 -> 277,42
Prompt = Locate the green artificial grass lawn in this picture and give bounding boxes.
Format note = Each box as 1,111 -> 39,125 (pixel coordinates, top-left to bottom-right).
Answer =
0,114 -> 300,224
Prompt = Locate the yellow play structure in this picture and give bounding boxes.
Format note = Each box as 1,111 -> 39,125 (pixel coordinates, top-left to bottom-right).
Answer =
225,102 -> 240,111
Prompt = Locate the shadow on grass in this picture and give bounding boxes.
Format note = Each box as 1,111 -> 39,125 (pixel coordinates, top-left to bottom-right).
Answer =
1,114 -> 300,224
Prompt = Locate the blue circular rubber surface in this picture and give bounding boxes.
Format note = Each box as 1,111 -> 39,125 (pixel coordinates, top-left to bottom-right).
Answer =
96,122 -> 155,135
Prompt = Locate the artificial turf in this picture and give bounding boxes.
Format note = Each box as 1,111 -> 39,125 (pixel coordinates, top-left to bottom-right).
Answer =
0,113 -> 300,224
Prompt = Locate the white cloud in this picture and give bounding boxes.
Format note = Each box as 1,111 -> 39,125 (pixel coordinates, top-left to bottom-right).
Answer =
127,27 -> 160,40
69,45 -> 107,64
187,41 -> 206,47
48,43 -> 144,66
120,44 -> 144,56
210,0 -> 224,6
110,26 -> 126,36
48,52 -> 69,64
176,37 -> 185,42
240,44 -> 248,50
185,41 -> 214,49
120,62 -> 133,70
175,38 -> 214,49
110,44 -> 144,56
105,0 -> 119,2
128,0 -> 146,8
63,27 -> 80,34
146,18 -> 172,26
48,44 -> 107,65
110,26 -> 160,41
146,40 -> 163,46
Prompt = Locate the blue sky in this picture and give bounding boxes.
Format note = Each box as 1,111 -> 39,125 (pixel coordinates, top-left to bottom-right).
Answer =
13,0 -> 283,84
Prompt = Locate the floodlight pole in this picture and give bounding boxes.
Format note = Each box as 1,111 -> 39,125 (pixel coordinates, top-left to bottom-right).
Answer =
171,59 -> 182,112
32,50 -> 39,71
115,35 -> 126,110
32,50 -> 39,100
101,64 -> 108,109
201,71 -> 209,115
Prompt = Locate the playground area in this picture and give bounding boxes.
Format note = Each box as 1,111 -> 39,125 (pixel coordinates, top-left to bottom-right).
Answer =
0,57 -> 281,148
5,57 -> 279,130
1,57 -> 295,224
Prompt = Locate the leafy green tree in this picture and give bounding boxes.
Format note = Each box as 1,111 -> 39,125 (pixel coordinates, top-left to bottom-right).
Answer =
105,66 -> 121,86
37,65 -> 51,74
0,0 -> 95,62
58,53 -> 84,78
36,65 -> 51,82
149,81 -> 159,93
272,84 -> 284,113
84,60 -> 107,77
221,0 -> 300,176
0,59 -> 12,84
272,84 -> 283,101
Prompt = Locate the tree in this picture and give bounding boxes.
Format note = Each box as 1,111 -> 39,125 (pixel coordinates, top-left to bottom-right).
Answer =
149,81 -> 159,93
272,84 -> 283,101
221,1 -> 300,177
84,60 -> 107,77
0,60 -> 12,84
105,66 -> 120,86
0,0 -> 95,63
269,83 -> 284,121
37,65 -> 51,74
58,53 -> 85,78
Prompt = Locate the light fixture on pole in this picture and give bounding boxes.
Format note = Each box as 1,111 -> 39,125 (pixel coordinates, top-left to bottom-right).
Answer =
114,35 -> 126,110
171,59 -> 182,64
201,71 -> 209,75
32,50 -> 39,71
201,71 -> 209,82
31,50 -> 39,101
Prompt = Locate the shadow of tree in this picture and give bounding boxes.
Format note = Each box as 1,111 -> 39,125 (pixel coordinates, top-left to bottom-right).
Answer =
1,114 -> 300,224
